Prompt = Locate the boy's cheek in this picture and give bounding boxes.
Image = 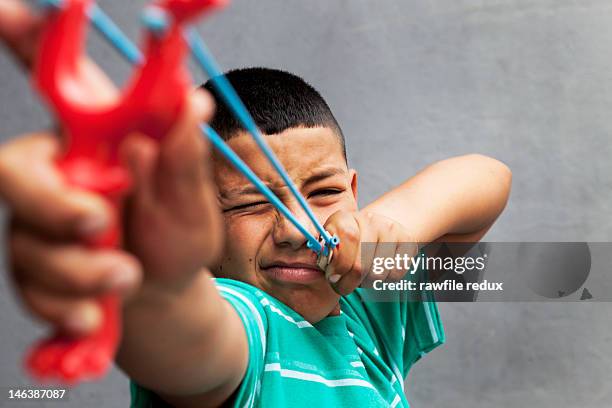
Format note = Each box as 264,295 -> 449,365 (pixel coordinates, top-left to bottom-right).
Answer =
225,213 -> 272,244
221,218 -> 268,268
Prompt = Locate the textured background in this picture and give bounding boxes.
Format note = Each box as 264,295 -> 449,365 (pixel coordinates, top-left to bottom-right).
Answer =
1,0 -> 611,407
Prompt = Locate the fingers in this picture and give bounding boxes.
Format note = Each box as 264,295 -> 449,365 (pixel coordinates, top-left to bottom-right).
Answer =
0,133 -> 113,239
0,0 -> 41,68
10,227 -> 142,297
19,285 -> 103,335
324,211 -> 362,295
324,210 -> 419,296
367,220 -> 416,284
393,241 -> 419,281
359,212 -> 382,287
9,226 -> 143,335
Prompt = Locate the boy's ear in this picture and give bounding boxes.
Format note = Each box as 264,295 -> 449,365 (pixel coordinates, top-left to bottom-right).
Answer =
349,168 -> 358,201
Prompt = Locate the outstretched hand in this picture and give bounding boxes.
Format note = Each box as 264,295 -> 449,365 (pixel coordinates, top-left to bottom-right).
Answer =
0,0 -> 223,335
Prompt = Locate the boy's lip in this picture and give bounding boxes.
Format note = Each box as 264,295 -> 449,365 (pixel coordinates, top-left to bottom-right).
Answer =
260,261 -> 324,284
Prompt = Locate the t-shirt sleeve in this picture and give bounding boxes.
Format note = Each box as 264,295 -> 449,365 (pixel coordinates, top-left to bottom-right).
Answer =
344,257 -> 445,379
400,283 -> 445,375
129,279 -> 268,408
215,279 -> 268,407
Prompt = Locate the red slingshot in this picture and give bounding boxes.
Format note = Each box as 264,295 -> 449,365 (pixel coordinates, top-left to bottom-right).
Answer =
27,0 -> 226,383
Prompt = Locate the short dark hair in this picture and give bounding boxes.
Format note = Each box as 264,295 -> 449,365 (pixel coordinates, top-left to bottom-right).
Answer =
201,67 -> 346,159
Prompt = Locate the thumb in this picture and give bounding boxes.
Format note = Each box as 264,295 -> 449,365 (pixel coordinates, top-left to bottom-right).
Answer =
155,89 -> 215,206
121,134 -> 158,207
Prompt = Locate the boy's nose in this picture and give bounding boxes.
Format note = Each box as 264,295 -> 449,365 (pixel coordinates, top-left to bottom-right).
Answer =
271,200 -> 318,251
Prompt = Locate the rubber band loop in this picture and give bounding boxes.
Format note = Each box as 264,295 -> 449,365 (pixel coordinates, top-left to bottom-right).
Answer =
141,6 -> 170,35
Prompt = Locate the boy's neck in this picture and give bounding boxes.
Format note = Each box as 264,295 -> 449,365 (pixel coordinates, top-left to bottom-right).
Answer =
328,303 -> 341,317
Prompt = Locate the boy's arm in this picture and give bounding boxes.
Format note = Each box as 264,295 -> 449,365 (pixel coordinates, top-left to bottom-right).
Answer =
322,154 -> 511,295
1,133 -> 250,408
363,154 -> 512,243
118,271 -> 249,407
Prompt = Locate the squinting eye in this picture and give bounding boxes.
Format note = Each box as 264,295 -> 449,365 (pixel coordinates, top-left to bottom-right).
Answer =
309,189 -> 342,198
224,201 -> 269,212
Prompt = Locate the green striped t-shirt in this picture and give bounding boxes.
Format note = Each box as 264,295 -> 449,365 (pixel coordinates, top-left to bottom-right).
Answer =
130,278 -> 444,407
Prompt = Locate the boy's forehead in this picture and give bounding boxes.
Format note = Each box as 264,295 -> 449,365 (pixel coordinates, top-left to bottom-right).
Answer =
213,127 -> 347,191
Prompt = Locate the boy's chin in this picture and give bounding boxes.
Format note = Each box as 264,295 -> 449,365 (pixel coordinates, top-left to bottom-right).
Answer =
271,286 -> 340,324
292,302 -> 340,324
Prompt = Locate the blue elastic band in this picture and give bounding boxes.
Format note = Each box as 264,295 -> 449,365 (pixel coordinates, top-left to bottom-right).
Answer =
88,4 -> 143,65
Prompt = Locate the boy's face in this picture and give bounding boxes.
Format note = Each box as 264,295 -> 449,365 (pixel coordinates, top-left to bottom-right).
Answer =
212,127 -> 358,323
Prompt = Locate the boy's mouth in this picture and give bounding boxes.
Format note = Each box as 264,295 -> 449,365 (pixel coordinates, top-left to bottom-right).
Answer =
260,261 -> 324,285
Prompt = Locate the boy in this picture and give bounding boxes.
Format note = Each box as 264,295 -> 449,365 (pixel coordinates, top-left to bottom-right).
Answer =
0,2 -> 512,406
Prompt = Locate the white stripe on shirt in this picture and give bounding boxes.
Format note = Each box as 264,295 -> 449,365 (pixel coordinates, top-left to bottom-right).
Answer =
218,286 -> 266,355
264,363 -> 376,390
260,298 -> 313,328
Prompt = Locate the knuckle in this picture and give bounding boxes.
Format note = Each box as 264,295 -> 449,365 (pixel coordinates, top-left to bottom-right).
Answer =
326,209 -> 347,227
323,214 -> 339,231
0,134 -> 53,179
341,223 -> 360,243
352,262 -> 365,280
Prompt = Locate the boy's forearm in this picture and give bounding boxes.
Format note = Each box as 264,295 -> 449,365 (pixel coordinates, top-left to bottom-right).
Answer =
363,154 -> 512,243
116,269 -> 247,398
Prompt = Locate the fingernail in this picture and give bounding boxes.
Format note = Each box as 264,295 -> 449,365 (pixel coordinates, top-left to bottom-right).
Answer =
324,265 -> 334,279
65,304 -> 101,334
328,274 -> 341,284
106,263 -> 138,291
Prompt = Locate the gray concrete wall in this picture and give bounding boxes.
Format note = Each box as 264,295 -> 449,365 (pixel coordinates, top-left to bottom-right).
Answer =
1,0 -> 611,406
